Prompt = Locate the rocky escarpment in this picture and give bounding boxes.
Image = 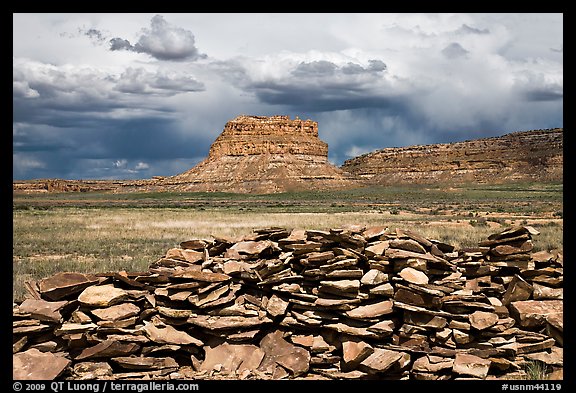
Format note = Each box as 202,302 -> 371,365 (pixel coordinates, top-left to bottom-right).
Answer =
341,129 -> 563,185
159,115 -> 358,193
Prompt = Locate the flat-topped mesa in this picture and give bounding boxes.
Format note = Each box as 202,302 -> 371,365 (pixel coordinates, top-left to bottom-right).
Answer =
342,128 -> 563,185
159,115 -> 358,193
208,115 -> 328,158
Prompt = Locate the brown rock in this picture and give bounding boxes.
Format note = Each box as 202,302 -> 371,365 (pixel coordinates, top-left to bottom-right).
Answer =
469,310 -> 499,330
259,330 -> 310,376
17,298 -> 68,323
412,355 -> 454,373
90,302 -> 140,321
266,294 -> 290,317
342,340 -> 374,368
201,343 -> 265,373
452,353 -> 491,379
318,280 -> 360,296
13,348 -> 71,380
180,239 -> 208,250
72,362 -> 113,379
389,239 -> 427,254
509,300 -> 563,328
546,313 -> 563,346
365,241 -> 389,257
403,310 -> 447,329
532,284 -> 563,300
142,321 -> 203,346
169,269 -> 231,282
75,340 -> 140,360
362,226 -> 388,240
37,272 -> 99,301
112,356 -> 179,370
490,240 -> 533,256
78,284 -> 129,307
230,240 -> 273,256
358,348 -> 405,374
501,274 -> 533,306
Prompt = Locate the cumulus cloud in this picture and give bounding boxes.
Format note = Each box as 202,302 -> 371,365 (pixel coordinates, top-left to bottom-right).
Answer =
116,67 -> 205,95
109,15 -> 206,61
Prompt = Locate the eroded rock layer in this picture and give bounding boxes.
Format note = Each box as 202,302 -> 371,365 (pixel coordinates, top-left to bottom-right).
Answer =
342,128 -> 563,185
160,115 -> 357,193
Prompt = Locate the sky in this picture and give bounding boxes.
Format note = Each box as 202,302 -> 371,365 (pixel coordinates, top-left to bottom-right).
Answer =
13,13 -> 563,180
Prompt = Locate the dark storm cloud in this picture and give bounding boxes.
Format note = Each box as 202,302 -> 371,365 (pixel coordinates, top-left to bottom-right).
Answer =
441,42 -> 469,59
14,116 -> 214,180
522,87 -> 563,102
219,57 -> 391,112
13,56 -> 209,180
109,15 -> 206,61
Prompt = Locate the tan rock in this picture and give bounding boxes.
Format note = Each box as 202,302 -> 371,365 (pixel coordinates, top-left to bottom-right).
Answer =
142,321 -> 203,346
90,302 -> 140,321
452,353 -> 491,379
398,267 -> 429,285
78,284 -> 129,307
13,348 -> 71,380
360,269 -> 388,286
230,240 -> 273,255
346,300 -> 394,319
188,314 -> 272,330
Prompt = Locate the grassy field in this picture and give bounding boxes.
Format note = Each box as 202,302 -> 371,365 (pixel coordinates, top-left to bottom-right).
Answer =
13,182 -> 563,302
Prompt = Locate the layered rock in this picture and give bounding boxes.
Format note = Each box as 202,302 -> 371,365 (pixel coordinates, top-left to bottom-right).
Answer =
342,128 -> 563,185
159,115 -> 358,193
14,225 -> 563,380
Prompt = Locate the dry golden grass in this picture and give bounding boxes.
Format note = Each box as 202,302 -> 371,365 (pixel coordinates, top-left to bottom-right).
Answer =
12,207 -> 562,302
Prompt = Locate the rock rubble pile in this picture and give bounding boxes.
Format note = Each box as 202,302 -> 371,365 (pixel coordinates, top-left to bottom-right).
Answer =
13,225 -> 563,380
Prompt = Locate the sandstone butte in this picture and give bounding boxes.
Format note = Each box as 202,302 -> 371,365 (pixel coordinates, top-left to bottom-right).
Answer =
12,116 -> 563,194
155,115 -> 358,193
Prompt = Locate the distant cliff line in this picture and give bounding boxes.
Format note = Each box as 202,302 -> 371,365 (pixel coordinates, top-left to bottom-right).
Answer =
342,128 -> 563,186
13,126 -> 563,194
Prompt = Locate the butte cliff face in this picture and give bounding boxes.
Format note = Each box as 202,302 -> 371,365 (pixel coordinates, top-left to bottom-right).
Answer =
160,115 -> 358,193
341,128 -> 563,186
